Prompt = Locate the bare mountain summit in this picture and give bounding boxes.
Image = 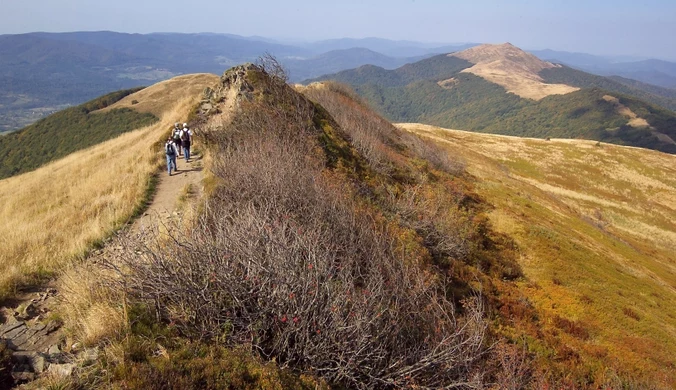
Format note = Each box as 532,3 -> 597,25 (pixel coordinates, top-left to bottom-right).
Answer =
450,43 -> 580,100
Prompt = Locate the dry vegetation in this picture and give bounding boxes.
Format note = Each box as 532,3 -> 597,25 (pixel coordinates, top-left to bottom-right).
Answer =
38,61 -> 545,389
9,63 -> 669,388
100,73 -> 219,117
105,66 -> 501,389
0,75 -> 215,301
400,122 -> 676,388
450,43 -> 579,100
603,94 -> 652,128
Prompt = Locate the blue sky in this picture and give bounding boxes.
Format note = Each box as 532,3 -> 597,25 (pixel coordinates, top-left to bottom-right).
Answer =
2,0 -> 675,59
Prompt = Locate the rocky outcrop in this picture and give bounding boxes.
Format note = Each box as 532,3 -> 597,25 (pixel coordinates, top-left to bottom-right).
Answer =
0,315 -> 66,383
0,317 -> 60,352
198,63 -> 259,117
0,286 -> 99,384
1,312 -> 100,384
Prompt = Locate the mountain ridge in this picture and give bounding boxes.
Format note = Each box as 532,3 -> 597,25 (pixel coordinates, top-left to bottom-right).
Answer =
3,32 -> 676,133
311,43 -> 676,154
449,43 -> 580,100
532,49 -> 676,89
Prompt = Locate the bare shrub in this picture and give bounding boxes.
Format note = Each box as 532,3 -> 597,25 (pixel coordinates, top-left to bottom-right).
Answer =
402,132 -> 466,176
490,342 -> 532,390
304,81 -> 465,177
256,53 -> 290,85
304,82 -> 403,174
394,184 -> 475,261
117,75 -> 488,388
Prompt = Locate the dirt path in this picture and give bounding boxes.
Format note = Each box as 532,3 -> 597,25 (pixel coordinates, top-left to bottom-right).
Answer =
0,150 -> 205,386
0,65 -> 244,387
136,151 -> 205,232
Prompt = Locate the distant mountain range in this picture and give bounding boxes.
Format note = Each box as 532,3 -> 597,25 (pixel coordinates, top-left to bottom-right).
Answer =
531,49 -> 676,89
1,31 -> 675,133
310,43 -> 676,154
296,37 -> 478,57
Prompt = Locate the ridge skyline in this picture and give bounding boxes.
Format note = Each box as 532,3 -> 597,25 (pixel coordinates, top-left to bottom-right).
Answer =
2,0 -> 674,59
1,29 -> 673,62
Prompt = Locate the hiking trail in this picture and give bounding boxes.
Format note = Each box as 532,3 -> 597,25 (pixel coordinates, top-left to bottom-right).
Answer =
0,64 -> 247,386
0,151 -> 206,385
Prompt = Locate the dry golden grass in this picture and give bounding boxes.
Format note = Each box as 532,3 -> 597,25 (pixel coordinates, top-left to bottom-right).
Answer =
437,78 -> 458,89
0,123 -> 160,299
59,264 -> 126,346
603,95 -> 651,128
100,73 -> 219,117
55,75 -> 218,345
0,75 -> 217,302
450,43 -> 579,100
398,122 -> 676,386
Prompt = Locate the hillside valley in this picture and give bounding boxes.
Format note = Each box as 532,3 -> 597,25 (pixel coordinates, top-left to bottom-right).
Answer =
313,43 -> 676,154
1,32 -> 461,132
0,63 -> 674,388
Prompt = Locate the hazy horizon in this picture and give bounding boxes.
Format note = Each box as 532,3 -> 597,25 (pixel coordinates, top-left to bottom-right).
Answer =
2,0 -> 675,61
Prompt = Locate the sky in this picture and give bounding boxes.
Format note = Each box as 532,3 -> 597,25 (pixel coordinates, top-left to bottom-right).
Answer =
2,0 -> 675,59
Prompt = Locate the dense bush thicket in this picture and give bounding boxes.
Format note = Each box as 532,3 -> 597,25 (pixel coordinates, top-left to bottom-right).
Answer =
0,87 -> 157,179
117,65 -> 497,389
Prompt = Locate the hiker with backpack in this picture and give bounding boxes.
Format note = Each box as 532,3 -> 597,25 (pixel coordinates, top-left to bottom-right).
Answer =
172,123 -> 183,157
180,123 -> 193,161
165,137 -> 179,176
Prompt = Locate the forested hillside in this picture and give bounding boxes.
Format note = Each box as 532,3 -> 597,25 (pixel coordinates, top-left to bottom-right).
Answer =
541,65 -> 676,111
0,88 -> 158,179
312,46 -> 676,154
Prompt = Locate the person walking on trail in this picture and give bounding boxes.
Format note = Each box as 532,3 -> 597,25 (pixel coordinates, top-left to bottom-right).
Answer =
172,123 -> 183,157
180,123 -> 193,161
165,137 -> 179,176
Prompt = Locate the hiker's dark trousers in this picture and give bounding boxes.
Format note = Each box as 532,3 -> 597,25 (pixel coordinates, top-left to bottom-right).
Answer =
183,141 -> 191,161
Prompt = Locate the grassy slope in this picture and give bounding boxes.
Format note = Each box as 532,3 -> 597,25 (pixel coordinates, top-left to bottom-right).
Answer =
0,74 -> 218,300
315,59 -> 676,154
0,88 -> 158,179
400,123 -> 676,387
100,73 -> 219,118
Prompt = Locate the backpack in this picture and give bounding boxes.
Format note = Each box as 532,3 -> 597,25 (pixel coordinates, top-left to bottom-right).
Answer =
172,129 -> 181,140
165,142 -> 175,155
181,129 -> 190,143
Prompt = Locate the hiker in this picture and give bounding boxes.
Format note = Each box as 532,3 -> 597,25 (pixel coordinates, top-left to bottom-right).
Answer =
180,123 -> 193,161
165,137 -> 179,176
172,123 -> 183,156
